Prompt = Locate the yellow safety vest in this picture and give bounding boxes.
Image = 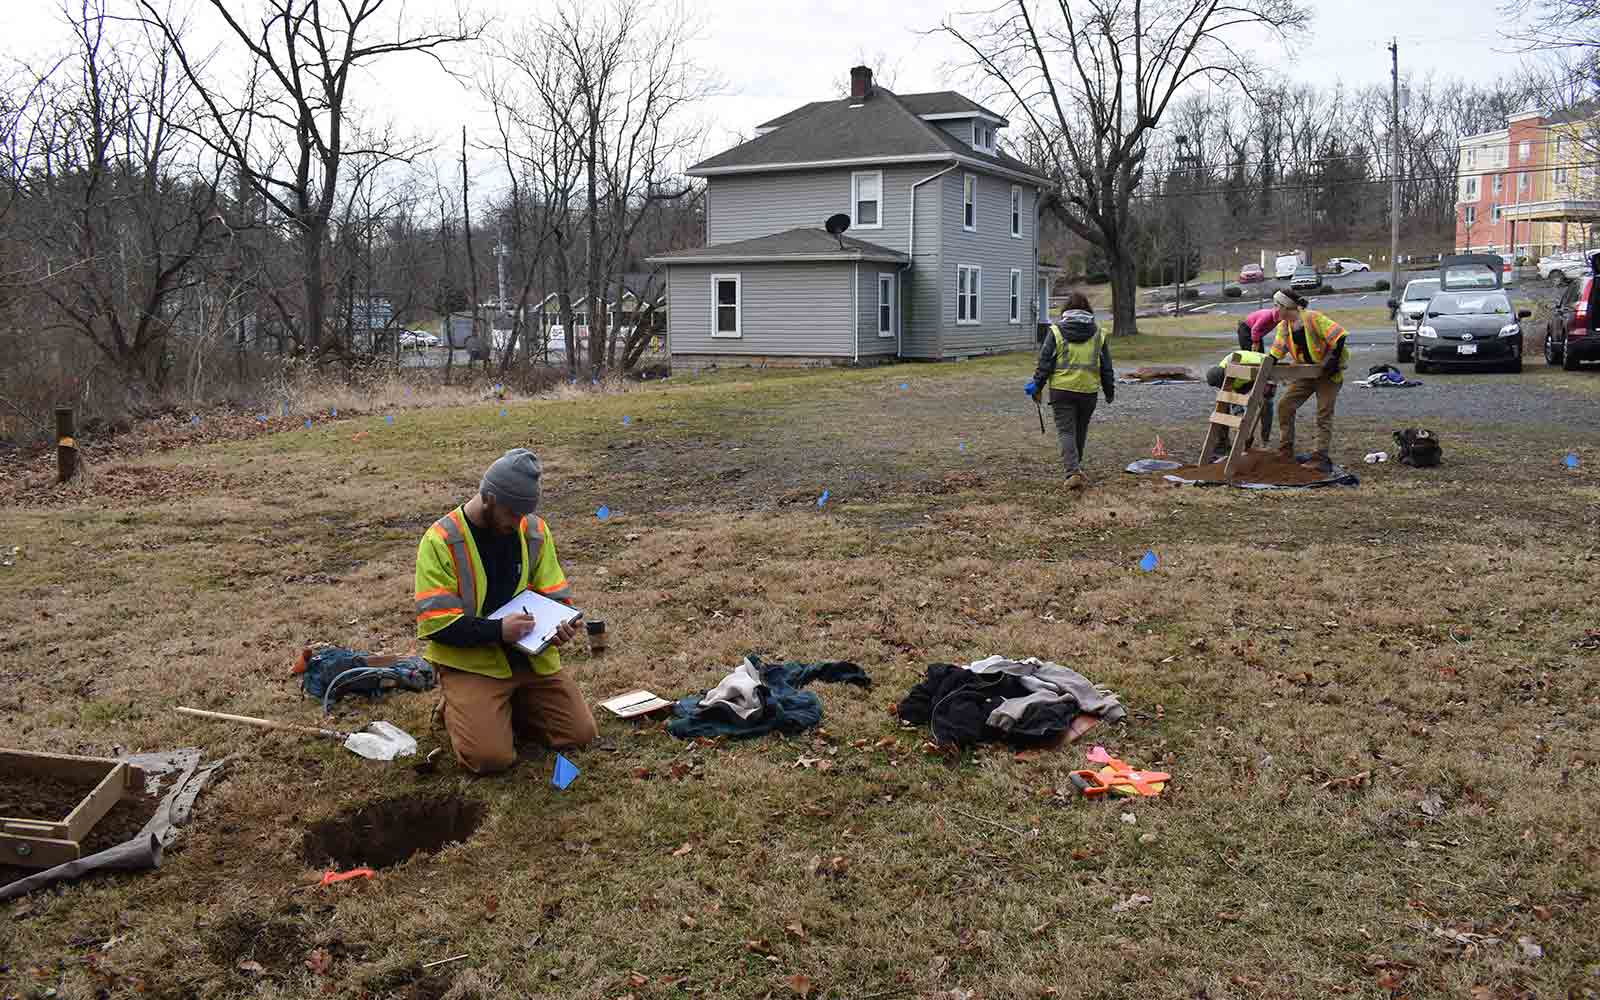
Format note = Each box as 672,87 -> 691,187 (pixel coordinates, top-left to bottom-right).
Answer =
1221,350 -> 1266,392
1047,322 -> 1105,394
414,508 -> 572,678
1268,310 -> 1349,384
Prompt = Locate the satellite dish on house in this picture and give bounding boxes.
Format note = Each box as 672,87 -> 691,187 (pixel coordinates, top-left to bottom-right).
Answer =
825,213 -> 851,249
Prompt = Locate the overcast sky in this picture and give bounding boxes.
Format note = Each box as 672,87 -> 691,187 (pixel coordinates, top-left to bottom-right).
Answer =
2,0 -> 1530,173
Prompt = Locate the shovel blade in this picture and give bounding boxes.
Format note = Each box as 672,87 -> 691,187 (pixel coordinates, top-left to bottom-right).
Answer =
343,721 -> 417,761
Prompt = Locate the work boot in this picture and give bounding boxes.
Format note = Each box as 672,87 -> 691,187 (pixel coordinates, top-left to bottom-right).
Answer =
1066,472 -> 1087,490
1300,450 -> 1332,473
1276,442 -> 1295,463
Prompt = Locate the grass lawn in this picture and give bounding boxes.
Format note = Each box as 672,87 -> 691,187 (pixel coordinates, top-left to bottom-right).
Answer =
2,348 -> 1597,1000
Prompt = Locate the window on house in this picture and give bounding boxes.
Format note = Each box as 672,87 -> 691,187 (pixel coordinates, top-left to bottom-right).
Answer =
1466,149 -> 1476,168
1493,204 -> 1503,222
1464,206 -> 1477,225
852,171 -> 882,229
1008,269 -> 1021,324
1557,136 -> 1568,160
1493,175 -> 1502,195
711,275 -> 741,337
877,274 -> 893,337
1520,172 -> 1529,193
1556,167 -> 1569,185
1464,177 -> 1479,200
1520,140 -> 1531,159
963,174 -> 976,231
1010,186 -> 1022,238
956,265 -> 980,324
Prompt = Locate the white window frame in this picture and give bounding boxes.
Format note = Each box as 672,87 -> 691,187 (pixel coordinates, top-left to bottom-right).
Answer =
1492,174 -> 1502,195
851,170 -> 883,230
1464,205 -> 1477,225
1520,140 -> 1531,160
710,274 -> 741,338
1008,268 -> 1021,324
1556,166 -> 1569,185
956,264 -> 981,325
1492,204 -> 1503,223
1519,172 -> 1530,193
1466,149 -> 1477,168
877,273 -> 893,337
963,173 -> 977,231
1010,185 -> 1022,238
1464,177 -> 1479,200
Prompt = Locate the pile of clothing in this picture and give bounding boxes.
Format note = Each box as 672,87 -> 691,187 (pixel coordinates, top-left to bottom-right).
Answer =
1357,364 -> 1422,388
895,656 -> 1125,748
668,655 -> 872,740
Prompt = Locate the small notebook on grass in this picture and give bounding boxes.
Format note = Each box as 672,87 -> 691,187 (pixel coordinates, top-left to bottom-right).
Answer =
486,590 -> 583,656
600,689 -> 672,718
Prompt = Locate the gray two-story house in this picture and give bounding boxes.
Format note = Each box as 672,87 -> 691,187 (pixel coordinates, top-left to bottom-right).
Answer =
648,67 -> 1055,365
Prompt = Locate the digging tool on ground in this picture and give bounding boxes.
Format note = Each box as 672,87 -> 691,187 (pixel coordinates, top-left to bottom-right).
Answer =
175,707 -> 417,761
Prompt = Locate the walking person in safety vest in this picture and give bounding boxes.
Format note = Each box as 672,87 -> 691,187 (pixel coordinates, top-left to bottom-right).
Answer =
1026,292 -> 1114,489
1204,347 -> 1275,459
1267,290 -> 1350,471
414,448 -> 596,774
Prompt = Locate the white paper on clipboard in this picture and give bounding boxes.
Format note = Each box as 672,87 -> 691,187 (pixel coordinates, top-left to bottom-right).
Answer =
485,590 -> 583,656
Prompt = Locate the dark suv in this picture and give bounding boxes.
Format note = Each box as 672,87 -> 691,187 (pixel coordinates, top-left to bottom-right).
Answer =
1544,255 -> 1600,370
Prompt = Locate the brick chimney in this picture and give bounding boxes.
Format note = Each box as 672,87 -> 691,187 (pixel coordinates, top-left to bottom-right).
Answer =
850,66 -> 873,100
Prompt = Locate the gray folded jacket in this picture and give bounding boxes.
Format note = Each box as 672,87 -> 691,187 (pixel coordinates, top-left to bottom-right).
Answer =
962,655 -> 1127,731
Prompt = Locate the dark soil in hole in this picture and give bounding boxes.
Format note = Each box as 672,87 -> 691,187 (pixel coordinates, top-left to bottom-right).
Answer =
1168,449 -> 1340,485
301,794 -> 484,870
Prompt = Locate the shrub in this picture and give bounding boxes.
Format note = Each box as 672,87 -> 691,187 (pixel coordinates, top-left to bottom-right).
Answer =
1181,288 -> 1200,301
1223,285 -> 1243,299
1375,279 -> 1390,291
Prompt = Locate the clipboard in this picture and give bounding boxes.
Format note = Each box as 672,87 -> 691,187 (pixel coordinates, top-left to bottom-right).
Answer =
485,590 -> 583,656
600,690 -> 673,718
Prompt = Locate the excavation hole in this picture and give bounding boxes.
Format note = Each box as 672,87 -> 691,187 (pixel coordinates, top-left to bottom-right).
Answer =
301,794 -> 484,870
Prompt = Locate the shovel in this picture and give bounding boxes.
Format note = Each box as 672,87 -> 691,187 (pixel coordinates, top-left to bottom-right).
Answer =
175,706 -> 418,761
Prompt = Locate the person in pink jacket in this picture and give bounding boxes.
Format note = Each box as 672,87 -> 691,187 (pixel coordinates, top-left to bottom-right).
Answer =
1236,307 -> 1280,350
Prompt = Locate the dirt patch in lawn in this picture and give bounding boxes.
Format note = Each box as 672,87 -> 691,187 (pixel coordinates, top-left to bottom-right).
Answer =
301,794 -> 485,870
1167,449 -> 1335,485
0,771 -> 100,821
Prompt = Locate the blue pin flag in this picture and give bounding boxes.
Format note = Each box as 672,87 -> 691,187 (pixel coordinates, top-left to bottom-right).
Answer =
596,505 -> 611,521
551,753 -> 579,790
959,441 -> 967,453
817,489 -> 830,508
257,414 -> 267,424
1139,549 -> 1160,573
499,407 -> 507,418
304,417 -> 312,429
1565,451 -> 1580,469
332,408 -> 338,418
899,382 -> 909,391
385,414 -> 395,425
623,415 -> 631,426
191,414 -> 200,426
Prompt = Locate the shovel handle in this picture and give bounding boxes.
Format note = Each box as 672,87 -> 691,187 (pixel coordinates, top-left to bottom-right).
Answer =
176,706 -> 345,740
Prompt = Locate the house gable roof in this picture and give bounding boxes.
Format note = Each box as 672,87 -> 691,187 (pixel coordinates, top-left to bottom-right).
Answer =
646,227 -> 909,265
896,91 -> 1008,124
692,87 -> 1046,184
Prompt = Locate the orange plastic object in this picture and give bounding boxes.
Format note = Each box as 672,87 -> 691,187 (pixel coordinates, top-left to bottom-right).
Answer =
319,867 -> 375,887
291,647 -> 311,676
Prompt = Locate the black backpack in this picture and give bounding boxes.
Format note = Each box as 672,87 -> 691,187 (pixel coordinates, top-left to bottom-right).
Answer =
1394,428 -> 1442,467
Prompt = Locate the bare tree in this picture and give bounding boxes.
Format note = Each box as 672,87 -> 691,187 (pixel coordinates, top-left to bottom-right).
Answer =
939,0 -> 1308,335
138,0 -> 482,356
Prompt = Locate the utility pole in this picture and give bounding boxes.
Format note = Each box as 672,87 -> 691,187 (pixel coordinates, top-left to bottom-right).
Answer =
1389,39 -> 1401,295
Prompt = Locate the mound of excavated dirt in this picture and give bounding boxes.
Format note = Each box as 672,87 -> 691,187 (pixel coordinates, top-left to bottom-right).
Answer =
1167,449 -> 1334,486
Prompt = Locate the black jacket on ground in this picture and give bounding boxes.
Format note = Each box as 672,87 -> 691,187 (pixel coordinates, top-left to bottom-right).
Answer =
895,664 -> 1082,748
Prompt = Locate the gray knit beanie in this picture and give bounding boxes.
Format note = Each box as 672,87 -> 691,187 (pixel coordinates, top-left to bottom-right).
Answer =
480,448 -> 542,515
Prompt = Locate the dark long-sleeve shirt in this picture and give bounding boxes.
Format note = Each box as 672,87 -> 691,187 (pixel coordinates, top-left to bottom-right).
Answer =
428,507 -> 532,671
1033,321 -> 1115,402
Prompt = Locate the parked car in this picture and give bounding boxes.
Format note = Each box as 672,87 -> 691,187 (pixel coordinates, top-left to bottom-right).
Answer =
1544,268 -> 1600,370
1289,264 -> 1321,290
1274,252 -> 1302,280
1324,256 -> 1371,274
1414,289 -> 1530,373
1388,277 -> 1440,363
415,331 -> 441,347
1238,263 -> 1265,284
1538,249 -> 1593,283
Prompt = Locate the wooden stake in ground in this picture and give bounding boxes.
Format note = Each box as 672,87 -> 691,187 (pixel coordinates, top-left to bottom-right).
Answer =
55,406 -> 77,483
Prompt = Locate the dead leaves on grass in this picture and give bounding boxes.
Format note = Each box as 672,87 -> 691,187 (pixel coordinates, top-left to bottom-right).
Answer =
784,972 -> 815,997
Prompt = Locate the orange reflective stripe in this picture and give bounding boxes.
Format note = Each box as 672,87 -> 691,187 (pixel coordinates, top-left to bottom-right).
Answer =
535,578 -> 569,595
415,586 -> 454,601
417,608 -> 462,622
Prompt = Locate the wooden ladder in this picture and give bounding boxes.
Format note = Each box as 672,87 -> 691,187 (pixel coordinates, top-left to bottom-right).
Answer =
1196,356 -> 1327,483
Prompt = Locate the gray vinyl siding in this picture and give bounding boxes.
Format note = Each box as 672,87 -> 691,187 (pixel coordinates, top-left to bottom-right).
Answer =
705,164 -> 943,248
666,262 -> 855,358
902,174 -> 945,358
937,121 -> 974,145
855,264 -> 901,355
938,169 -> 1039,357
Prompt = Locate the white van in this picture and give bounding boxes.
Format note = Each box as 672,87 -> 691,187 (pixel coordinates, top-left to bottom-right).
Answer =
1274,251 -> 1303,280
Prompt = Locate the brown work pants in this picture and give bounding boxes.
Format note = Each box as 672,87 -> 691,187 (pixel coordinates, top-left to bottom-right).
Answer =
1277,374 -> 1341,455
437,666 -> 598,775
